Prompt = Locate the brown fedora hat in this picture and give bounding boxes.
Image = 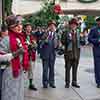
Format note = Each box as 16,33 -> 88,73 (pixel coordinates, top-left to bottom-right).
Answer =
24,22 -> 32,28
69,18 -> 78,26
48,20 -> 56,26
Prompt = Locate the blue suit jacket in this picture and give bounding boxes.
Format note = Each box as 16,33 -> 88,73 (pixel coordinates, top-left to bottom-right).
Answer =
39,32 -> 57,60
88,26 -> 100,57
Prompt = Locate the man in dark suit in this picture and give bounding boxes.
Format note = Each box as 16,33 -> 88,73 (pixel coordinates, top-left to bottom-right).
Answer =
39,20 -> 58,88
61,18 -> 80,88
88,17 -> 100,88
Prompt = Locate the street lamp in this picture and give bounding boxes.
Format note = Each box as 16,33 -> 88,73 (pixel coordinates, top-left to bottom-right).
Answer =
2,0 -> 5,26
53,0 -> 55,4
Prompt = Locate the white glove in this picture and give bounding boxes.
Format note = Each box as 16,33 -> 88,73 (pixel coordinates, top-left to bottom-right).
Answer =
0,53 -> 13,62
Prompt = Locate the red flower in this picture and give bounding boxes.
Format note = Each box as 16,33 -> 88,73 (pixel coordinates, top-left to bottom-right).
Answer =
53,4 -> 63,14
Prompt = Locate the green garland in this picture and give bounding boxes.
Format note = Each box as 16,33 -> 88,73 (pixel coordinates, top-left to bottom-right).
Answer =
5,0 -> 12,16
78,0 -> 98,3
23,0 -> 59,27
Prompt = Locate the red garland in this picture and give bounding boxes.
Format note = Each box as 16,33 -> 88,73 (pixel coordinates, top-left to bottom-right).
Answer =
53,4 -> 63,14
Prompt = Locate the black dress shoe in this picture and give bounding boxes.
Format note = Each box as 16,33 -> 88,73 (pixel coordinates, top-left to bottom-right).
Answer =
65,84 -> 70,88
29,85 -> 37,91
49,84 -> 56,88
72,83 -> 80,88
97,84 -> 100,88
43,85 -> 48,88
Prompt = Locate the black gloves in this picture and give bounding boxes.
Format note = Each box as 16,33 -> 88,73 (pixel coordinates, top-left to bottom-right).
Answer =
0,61 -> 9,66
28,44 -> 32,51
28,42 -> 37,52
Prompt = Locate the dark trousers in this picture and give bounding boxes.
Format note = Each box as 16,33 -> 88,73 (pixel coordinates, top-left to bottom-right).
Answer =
93,55 -> 100,85
42,56 -> 55,86
93,47 -> 100,85
64,49 -> 80,85
94,58 -> 100,85
0,69 -> 4,100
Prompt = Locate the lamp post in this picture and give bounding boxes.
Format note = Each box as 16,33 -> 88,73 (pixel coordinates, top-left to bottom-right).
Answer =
53,0 -> 55,4
2,0 -> 5,26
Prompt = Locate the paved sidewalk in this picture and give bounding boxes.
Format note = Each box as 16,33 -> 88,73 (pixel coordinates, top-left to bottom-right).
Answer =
24,46 -> 100,100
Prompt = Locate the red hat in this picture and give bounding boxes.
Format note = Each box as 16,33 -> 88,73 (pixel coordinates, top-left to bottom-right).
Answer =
48,20 -> 56,26
69,18 -> 78,26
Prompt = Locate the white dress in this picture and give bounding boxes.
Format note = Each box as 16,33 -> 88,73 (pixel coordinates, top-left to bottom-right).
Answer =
0,36 -> 24,100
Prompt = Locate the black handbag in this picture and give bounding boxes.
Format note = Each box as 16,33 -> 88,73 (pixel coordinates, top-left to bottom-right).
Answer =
56,47 -> 64,55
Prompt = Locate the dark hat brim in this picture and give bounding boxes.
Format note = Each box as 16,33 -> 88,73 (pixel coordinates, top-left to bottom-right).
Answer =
24,23 -> 32,27
48,20 -> 56,26
48,22 -> 56,26
69,18 -> 78,26
8,21 -> 22,28
69,22 -> 78,26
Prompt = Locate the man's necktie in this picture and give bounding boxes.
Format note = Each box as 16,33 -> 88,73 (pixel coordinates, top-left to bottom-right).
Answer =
49,32 -> 53,39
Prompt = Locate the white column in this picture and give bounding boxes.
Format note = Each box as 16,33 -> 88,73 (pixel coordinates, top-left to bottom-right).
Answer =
0,0 -> 2,27
12,0 -> 19,15
0,0 -> 2,17
55,0 -> 60,3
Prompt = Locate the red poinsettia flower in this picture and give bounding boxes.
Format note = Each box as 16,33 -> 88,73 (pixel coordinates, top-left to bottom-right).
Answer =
53,4 -> 63,14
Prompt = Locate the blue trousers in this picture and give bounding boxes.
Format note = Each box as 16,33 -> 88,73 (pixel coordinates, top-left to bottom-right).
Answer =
94,57 -> 100,85
93,47 -> 100,85
42,57 -> 55,86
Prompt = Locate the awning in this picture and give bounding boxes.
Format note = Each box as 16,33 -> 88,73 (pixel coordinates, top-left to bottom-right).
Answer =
12,0 -> 41,15
12,0 -> 100,16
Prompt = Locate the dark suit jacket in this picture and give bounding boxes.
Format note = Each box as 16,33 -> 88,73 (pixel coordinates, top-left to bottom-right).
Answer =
88,26 -> 100,58
39,32 -> 57,60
